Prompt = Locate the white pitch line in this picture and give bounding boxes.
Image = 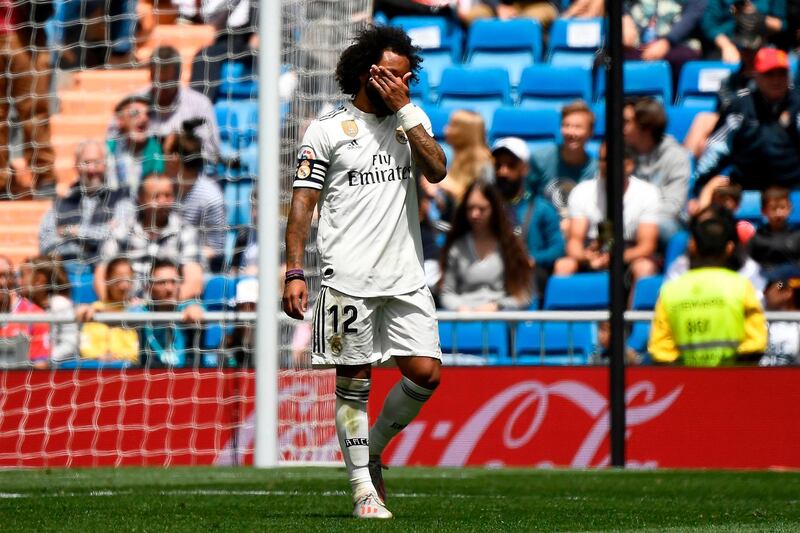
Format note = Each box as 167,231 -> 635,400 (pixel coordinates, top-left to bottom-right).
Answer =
0,489 -> 501,499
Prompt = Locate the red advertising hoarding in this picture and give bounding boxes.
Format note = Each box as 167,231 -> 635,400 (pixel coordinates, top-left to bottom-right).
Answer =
1,368 -> 798,469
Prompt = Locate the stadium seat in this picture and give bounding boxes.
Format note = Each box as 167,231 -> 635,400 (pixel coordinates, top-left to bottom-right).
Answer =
437,67 -> 511,129
55,359 -> 132,369
789,191 -> 800,226
586,102 -> 605,156
224,181 -> 239,227
548,17 -> 604,69
438,321 -> 509,362
466,19 -> 542,86
627,275 -> 664,355
423,106 -> 451,141
67,267 -> 98,305
237,181 -> 253,226
409,69 -> 430,107
391,16 -> 462,88
736,190 -> 763,225
219,61 -> 256,100
544,272 -> 609,310
664,230 -> 689,271
515,321 -> 594,365
676,61 -> 738,109
596,61 -> 672,104
489,107 -> 560,153
666,106 -> 699,144
203,275 -> 238,350
518,65 -> 592,111
215,100 -> 258,151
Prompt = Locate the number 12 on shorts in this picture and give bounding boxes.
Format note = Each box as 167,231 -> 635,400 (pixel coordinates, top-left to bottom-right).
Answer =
329,305 -> 358,333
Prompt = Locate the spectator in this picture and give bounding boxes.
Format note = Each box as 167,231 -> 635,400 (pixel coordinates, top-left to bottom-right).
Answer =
0,0 -> 55,197
694,48 -> 800,196
622,0 -> 705,82
188,0 -> 259,102
232,188 -> 257,276
52,0 -> 138,68
492,137 -> 564,290
222,276 -> 257,369
748,186 -> 800,272
439,180 -> 534,311
164,119 -> 226,271
623,98 -> 691,242
528,101 -> 597,203
649,210 -> 766,366
95,173 -> 204,301
439,110 -> 493,209
20,256 -> 78,363
459,0 -> 559,29
683,35 -> 760,159
0,255 -> 49,367
76,256 -> 140,364
139,259 -> 204,368
562,0 -> 604,18
554,144 -> 660,289
702,0 -> 785,63
39,140 -> 132,264
758,267 -> 800,366
116,46 -> 221,162
106,95 -> 165,195
667,203 -> 767,295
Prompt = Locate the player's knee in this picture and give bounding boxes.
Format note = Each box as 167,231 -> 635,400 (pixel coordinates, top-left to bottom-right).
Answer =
407,361 -> 440,391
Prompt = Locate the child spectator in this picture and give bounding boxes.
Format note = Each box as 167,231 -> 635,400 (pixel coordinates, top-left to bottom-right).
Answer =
20,257 -> 78,364
749,186 -> 800,272
0,256 -> 48,367
75,256 -> 140,364
439,180 -> 533,311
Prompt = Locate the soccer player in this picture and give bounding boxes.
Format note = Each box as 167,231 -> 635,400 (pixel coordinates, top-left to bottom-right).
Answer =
282,26 -> 447,519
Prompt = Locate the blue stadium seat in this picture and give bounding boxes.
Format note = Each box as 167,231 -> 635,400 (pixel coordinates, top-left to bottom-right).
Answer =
219,61 -> 256,100
736,190 -> 763,225
409,69 -> 430,107
627,276 -> 664,355
391,16 -> 463,88
790,191 -> 800,226
237,181 -> 253,226
664,230 -> 689,271
676,61 -> 738,109
666,106 -> 699,143
544,272 -> 609,310
203,275 -> 238,350
515,321 -> 594,365
438,321 -> 509,362
596,61 -> 673,103
489,107 -> 560,153
466,19 -> 542,86
423,106 -> 451,141
518,65 -> 592,110
548,17 -> 604,69
56,359 -> 132,369
67,268 -> 97,305
438,67 -> 511,129
238,143 -> 258,180
586,102 -> 605,156
224,182 -> 239,227
214,100 -> 258,151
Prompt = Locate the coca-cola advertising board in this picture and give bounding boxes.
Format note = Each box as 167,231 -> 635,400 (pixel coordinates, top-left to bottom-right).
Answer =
1,368 -> 798,468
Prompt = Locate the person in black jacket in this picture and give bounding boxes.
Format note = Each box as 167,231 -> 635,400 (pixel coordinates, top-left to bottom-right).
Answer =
749,186 -> 800,273
694,48 -> 800,197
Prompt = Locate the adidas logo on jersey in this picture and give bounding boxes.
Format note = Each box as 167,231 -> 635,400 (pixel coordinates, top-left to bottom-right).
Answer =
346,139 -> 360,150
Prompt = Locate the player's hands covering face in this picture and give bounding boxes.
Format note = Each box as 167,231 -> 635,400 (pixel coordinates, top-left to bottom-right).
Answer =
369,65 -> 412,113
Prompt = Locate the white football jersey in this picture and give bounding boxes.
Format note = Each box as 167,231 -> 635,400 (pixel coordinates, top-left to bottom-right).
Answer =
293,102 -> 433,297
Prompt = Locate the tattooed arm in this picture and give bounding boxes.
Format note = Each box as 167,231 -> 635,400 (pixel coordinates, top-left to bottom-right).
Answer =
282,187 -> 320,319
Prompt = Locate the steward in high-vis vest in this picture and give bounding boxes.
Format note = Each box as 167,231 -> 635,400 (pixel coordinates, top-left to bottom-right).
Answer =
649,211 -> 767,366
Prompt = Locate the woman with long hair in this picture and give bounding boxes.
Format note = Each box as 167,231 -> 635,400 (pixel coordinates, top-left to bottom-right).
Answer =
20,256 -> 78,363
441,110 -> 493,201
439,180 -> 534,311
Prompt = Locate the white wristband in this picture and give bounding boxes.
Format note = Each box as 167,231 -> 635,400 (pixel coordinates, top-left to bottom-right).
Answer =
396,103 -> 423,132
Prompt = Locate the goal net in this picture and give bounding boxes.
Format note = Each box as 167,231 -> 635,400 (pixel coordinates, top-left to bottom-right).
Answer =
0,0 -> 372,468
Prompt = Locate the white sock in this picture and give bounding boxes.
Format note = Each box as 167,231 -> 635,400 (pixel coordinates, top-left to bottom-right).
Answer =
335,376 -> 376,499
369,376 -> 435,459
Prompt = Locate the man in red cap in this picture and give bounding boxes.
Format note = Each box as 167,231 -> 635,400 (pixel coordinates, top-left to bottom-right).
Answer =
693,47 -> 800,198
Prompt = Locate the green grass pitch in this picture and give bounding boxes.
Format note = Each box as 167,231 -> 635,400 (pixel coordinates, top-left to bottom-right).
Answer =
2,467 -> 799,531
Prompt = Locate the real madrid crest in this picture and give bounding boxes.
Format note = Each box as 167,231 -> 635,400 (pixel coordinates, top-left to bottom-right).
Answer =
395,127 -> 408,144
341,120 -> 358,137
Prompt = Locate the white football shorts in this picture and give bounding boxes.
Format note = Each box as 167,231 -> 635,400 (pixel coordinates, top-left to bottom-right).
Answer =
310,285 -> 442,367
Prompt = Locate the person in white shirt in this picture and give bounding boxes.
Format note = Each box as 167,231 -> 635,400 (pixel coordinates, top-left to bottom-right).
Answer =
554,143 -> 660,288
282,26 -> 447,520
